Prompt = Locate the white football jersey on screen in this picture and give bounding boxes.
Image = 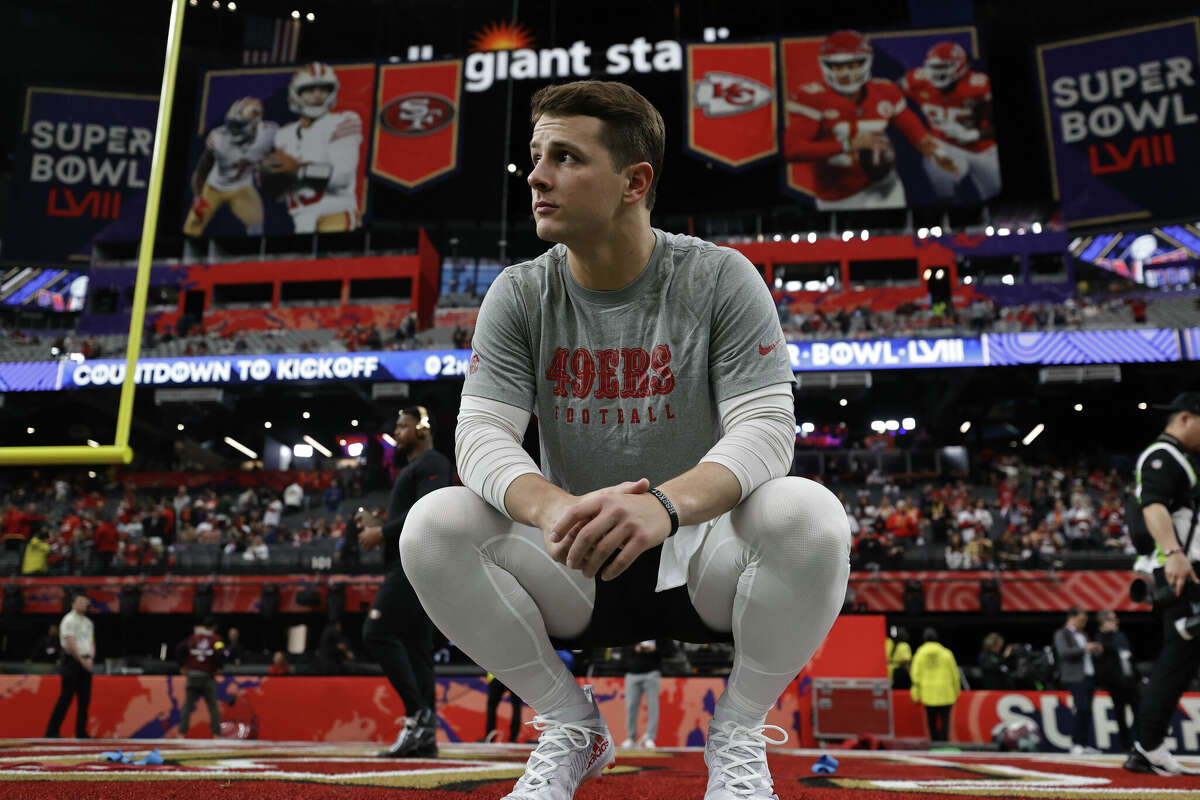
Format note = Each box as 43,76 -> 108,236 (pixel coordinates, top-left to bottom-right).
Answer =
272,110 -> 363,220
205,122 -> 277,192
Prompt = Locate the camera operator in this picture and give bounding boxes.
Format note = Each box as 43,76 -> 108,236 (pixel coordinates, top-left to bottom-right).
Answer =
1124,393 -> 1200,776
358,406 -> 452,758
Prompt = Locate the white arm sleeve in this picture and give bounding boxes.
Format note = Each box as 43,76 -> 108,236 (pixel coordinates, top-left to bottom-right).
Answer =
456,395 -> 542,518
699,382 -> 796,501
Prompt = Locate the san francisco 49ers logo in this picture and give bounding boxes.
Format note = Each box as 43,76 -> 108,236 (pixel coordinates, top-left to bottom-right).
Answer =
379,93 -> 456,136
693,72 -> 773,118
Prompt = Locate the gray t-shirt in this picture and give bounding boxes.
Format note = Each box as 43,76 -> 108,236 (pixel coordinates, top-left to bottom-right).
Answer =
463,228 -> 794,494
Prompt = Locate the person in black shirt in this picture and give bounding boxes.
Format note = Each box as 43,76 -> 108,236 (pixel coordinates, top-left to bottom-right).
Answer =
1124,393 -> 1200,775
976,632 -> 1014,691
360,406 -> 452,758
28,624 -> 61,663
1094,611 -> 1136,752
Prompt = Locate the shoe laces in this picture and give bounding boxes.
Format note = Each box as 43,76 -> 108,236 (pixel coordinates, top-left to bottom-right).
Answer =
514,715 -> 602,789
709,721 -> 788,796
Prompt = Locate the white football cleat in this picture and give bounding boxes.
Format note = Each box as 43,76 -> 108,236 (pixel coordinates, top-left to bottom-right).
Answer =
704,719 -> 789,800
501,686 -> 614,799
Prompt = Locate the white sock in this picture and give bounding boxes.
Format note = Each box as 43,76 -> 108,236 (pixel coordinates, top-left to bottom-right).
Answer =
714,686 -> 769,729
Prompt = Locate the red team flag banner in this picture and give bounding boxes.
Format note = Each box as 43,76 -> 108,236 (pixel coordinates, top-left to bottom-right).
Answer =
685,42 -> 778,168
371,60 -> 463,190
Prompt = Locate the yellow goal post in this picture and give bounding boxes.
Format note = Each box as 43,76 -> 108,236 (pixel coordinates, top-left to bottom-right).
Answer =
0,0 -> 186,466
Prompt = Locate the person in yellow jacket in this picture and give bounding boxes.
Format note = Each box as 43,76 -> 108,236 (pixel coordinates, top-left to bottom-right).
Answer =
20,531 -> 51,576
885,626 -> 913,689
910,627 -> 960,742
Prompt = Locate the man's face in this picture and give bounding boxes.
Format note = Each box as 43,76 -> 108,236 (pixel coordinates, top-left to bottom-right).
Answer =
301,86 -> 330,108
1178,412 -> 1200,450
73,595 -> 90,614
1101,614 -> 1118,631
528,114 -> 629,245
394,413 -> 422,454
827,59 -> 866,92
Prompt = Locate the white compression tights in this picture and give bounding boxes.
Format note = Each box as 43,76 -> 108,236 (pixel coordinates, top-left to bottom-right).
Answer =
400,477 -> 851,724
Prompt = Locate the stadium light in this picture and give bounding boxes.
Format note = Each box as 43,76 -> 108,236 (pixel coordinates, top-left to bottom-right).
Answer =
176,423 -> 185,431
293,443 -> 313,458
302,411 -> 311,419
347,442 -> 364,457
291,9 -> 300,18
86,439 -> 99,448
959,421 -> 971,434
997,227 -> 1011,236
802,422 -> 815,433
807,232 -> 817,243
935,269 -> 945,280
1002,274 -> 1015,285
1022,423 -> 1045,446
839,398 -> 848,407
305,11 -> 315,21
902,417 -> 916,429
211,0 -> 219,7
1138,402 -> 1148,410
506,163 -> 518,173
303,435 -> 332,458
885,419 -> 899,431
1032,222 -> 1043,234
224,436 -> 257,459
1074,403 -> 1083,412
88,471 -> 96,479
923,269 -> 932,280
870,420 -> 886,433
382,433 -> 396,446
841,230 -> 853,242
917,227 -> 928,239
227,1 -> 236,10
790,234 -> 800,243
351,419 -> 359,426
26,427 -> 34,435
930,226 -> 942,237
860,230 -> 869,241
188,0 -> 197,5
773,234 -> 783,242
985,225 -> 995,236
963,275 -> 974,285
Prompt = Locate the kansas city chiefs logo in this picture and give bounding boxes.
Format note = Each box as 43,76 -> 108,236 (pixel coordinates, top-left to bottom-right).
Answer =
380,93 -> 456,136
693,72 -> 773,118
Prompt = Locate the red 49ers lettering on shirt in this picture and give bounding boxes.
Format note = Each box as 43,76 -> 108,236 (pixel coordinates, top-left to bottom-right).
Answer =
462,229 -> 794,495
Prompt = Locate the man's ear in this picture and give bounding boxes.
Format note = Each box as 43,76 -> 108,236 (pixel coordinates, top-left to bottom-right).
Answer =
623,162 -> 654,207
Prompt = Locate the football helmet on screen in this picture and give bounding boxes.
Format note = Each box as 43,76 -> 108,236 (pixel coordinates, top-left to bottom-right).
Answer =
924,42 -> 968,89
288,62 -> 340,119
818,31 -> 873,95
224,96 -> 263,143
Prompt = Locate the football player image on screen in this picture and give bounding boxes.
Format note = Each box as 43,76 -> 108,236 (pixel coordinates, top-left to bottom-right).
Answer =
183,97 -> 276,237
784,31 -> 959,209
900,42 -> 1000,201
261,62 -> 363,234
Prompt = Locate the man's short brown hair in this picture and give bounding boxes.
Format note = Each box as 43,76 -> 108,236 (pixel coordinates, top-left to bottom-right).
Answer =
530,80 -> 665,211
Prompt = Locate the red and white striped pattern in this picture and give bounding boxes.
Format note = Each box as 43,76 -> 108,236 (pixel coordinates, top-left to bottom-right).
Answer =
849,570 -> 1145,613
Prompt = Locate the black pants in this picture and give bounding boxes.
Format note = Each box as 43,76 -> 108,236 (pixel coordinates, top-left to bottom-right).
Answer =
1136,573 -> 1200,750
1099,683 -> 1138,751
179,672 -> 221,736
363,563 -> 436,716
1067,678 -> 1095,746
45,656 -> 91,737
925,704 -> 952,741
486,678 -> 523,740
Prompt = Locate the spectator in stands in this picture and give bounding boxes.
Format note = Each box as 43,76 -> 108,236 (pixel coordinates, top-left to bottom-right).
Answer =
20,530 -> 50,576
944,533 -> 971,569
995,526 -> 1027,568
977,632 -> 1014,690
242,535 -> 268,562
28,624 -> 61,664
1094,610 -> 1136,752
283,480 -> 304,514
175,617 -> 226,738
964,535 -> 994,570
323,481 -> 343,513
94,515 -> 118,572
44,593 -> 95,738
910,627 -> 960,742
173,486 -> 191,517
268,651 -> 290,676
236,487 -> 258,514
1067,492 -> 1096,549
1130,297 -> 1147,323
1045,497 -> 1071,539
262,495 -> 283,532
1053,607 -> 1101,754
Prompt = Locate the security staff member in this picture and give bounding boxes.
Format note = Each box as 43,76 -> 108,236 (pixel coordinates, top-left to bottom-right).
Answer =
1124,393 -> 1200,776
45,592 -> 95,738
359,406 -> 452,758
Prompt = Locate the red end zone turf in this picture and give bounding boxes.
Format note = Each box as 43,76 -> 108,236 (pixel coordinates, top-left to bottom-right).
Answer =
2,740 -> 1200,799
